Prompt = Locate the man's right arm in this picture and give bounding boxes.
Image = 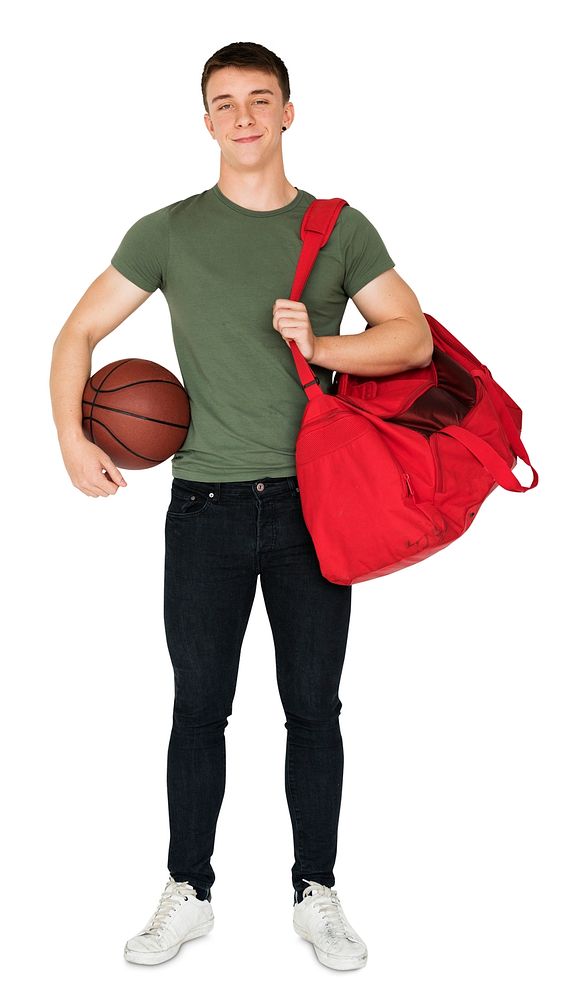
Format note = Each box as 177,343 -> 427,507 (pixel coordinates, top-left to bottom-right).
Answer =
49,265 -> 152,497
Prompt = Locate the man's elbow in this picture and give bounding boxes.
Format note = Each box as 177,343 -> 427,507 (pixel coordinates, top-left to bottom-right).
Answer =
410,317 -> 434,368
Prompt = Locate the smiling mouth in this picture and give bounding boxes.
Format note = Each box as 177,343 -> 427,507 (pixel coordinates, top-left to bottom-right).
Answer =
234,135 -> 263,143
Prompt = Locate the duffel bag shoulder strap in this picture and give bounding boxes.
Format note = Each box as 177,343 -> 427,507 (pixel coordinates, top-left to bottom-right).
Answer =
287,197 -> 349,400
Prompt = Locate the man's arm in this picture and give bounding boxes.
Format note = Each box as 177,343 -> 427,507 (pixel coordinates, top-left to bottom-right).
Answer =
312,268 -> 434,376
49,265 -> 152,497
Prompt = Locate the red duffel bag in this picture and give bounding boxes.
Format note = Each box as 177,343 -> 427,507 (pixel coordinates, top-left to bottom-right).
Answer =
288,197 -> 539,585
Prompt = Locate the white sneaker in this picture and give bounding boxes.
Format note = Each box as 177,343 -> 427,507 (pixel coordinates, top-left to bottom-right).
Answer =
293,879 -> 368,970
124,877 -> 214,965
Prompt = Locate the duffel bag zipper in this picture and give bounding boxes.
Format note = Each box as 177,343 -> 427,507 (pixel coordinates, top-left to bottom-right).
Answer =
430,435 -> 444,493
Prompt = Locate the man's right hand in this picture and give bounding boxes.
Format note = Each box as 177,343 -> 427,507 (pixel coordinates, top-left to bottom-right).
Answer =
60,435 -> 128,497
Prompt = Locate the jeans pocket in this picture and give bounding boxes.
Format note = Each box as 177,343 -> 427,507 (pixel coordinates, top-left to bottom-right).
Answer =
167,481 -> 211,518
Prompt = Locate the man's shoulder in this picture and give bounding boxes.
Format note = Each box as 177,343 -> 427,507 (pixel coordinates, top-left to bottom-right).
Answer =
132,188 -> 213,222
153,189 -> 212,219
332,202 -> 386,244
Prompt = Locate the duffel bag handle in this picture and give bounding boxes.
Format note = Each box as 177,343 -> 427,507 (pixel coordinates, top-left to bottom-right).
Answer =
438,424 -> 538,492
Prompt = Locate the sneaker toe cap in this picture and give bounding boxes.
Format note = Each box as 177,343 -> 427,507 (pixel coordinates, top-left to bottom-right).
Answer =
125,932 -> 162,954
333,935 -> 366,955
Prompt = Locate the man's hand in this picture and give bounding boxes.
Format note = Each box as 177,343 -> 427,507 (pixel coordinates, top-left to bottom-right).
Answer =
272,299 -> 318,362
60,435 -> 127,497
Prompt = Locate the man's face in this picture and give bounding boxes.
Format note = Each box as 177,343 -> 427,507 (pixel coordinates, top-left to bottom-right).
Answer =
204,67 -> 293,165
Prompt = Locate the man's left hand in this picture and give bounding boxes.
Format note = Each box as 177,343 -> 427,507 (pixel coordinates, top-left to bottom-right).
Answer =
272,299 -> 317,362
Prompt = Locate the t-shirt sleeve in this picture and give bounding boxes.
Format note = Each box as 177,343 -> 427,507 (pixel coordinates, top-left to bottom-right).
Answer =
337,205 -> 395,299
110,206 -> 170,293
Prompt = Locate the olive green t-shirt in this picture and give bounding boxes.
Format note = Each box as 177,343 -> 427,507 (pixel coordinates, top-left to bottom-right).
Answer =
110,183 -> 395,482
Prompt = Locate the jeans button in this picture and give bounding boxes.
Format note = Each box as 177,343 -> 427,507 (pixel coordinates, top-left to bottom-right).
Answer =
256,482 -> 265,492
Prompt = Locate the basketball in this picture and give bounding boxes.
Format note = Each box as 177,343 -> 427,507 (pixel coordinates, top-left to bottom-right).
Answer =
82,358 -> 191,470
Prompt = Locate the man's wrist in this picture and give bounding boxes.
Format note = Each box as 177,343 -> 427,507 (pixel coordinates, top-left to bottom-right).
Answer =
58,425 -> 85,446
311,334 -> 326,368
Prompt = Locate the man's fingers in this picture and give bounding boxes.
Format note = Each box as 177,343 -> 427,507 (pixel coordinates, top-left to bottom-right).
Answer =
79,483 -> 112,497
81,462 -> 126,497
101,458 -> 127,488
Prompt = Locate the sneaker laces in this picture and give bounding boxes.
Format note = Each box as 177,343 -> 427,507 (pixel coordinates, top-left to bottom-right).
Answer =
144,878 -> 197,936
302,879 -> 357,942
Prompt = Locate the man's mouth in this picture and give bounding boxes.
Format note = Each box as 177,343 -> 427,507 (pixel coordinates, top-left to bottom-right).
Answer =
233,135 -> 263,143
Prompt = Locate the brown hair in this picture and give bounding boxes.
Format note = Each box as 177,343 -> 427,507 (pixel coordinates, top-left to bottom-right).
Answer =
201,41 -> 290,115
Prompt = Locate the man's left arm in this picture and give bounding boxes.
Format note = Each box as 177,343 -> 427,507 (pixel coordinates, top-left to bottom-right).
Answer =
312,267 -> 434,376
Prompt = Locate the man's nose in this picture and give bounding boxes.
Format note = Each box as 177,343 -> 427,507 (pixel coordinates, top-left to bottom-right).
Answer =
234,106 -> 256,126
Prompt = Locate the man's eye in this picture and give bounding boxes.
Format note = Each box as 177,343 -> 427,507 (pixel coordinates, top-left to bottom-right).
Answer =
218,100 -> 269,110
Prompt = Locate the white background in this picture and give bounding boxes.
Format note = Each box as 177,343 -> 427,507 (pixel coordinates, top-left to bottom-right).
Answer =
2,1 -> 574,996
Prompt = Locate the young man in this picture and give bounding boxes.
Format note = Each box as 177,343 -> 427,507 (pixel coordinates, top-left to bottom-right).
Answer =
49,42 -> 433,972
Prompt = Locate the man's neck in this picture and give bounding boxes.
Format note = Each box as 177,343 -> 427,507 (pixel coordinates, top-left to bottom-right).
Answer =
215,172 -> 298,212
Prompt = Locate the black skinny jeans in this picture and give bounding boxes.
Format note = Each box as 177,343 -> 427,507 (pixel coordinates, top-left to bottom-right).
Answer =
163,475 -> 352,904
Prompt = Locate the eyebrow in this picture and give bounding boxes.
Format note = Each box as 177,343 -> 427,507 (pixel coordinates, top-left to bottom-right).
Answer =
211,88 -> 275,106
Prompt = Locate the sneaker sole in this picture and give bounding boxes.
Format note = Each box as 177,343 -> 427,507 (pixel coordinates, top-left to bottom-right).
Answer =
124,917 -> 214,965
293,922 -> 367,971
